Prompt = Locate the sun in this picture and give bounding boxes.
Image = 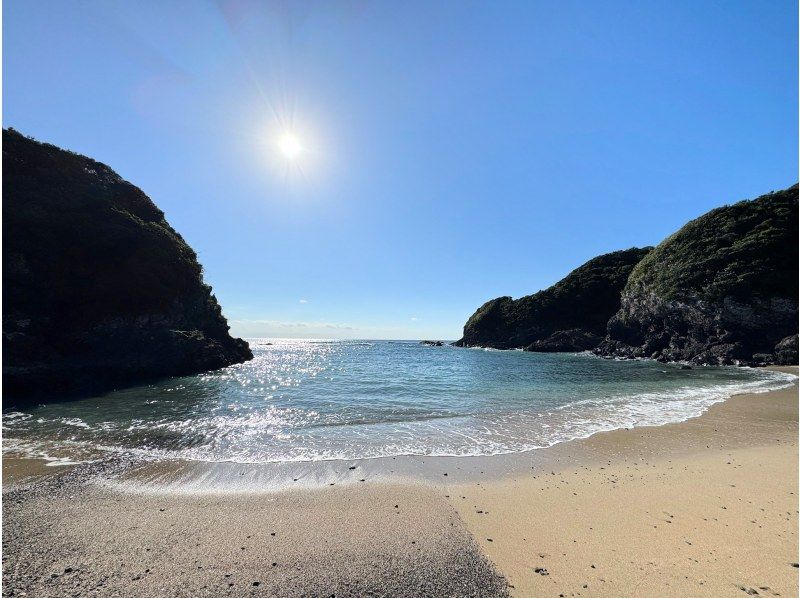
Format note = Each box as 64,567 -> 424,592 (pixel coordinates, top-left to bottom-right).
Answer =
278,133 -> 303,161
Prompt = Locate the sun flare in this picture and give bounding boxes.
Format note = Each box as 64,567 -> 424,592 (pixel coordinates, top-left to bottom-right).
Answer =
278,133 -> 303,160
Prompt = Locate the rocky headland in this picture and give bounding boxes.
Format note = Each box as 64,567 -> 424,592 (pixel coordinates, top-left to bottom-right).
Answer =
456,185 -> 798,366
596,185 -> 798,365
2,129 -> 252,400
454,247 -> 652,351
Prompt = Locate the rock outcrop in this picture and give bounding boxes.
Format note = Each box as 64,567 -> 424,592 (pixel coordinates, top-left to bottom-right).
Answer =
3,129 -> 252,399
454,247 -> 652,350
525,329 -> 603,353
773,334 -> 799,365
595,185 -> 798,365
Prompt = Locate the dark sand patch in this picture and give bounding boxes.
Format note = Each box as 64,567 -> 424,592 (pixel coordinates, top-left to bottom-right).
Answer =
2,466 -> 508,597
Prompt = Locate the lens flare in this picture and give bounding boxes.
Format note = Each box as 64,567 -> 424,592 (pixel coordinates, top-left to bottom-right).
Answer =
278,133 -> 302,160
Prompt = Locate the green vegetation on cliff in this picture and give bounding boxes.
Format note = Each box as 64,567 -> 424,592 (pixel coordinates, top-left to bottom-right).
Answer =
600,185 -> 798,365
456,247 -> 652,349
625,185 -> 798,303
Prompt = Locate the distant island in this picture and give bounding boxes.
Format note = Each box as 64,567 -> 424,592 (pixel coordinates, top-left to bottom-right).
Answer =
456,185 -> 799,366
2,129 -> 252,399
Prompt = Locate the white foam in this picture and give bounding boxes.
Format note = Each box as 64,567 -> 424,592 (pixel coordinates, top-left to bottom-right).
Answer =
3,355 -> 795,467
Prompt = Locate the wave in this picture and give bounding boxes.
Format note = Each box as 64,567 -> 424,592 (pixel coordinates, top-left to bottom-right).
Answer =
5,369 -> 793,466
3,336 -> 795,469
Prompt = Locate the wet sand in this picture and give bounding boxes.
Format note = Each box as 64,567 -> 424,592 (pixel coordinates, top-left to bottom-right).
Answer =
2,367 -> 797,597
451,371 -> 799,597
1,456 -> 64,485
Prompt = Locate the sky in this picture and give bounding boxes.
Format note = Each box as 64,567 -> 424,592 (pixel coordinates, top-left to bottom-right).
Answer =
3,1 -> 797,340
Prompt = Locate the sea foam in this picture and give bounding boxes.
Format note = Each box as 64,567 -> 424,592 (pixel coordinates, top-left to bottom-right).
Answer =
2,340 -> 795,465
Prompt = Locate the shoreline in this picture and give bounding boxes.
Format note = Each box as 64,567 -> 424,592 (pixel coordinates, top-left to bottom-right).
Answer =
2,367 -> 797,596
3,365 -> 795,493
451,368 -> 799,597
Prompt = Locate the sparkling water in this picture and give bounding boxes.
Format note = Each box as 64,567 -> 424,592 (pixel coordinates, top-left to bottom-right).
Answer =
3,339 -> 793,466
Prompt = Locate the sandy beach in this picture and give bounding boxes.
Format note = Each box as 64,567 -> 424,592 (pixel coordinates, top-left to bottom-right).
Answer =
451,370 -> 799,597
3,367 -> 797,597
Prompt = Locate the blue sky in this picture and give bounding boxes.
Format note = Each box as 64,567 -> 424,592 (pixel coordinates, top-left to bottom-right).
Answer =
4,1 -> 797,339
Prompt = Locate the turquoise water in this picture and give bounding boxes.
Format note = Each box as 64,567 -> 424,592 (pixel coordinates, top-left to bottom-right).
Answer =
2,339 -> 794,465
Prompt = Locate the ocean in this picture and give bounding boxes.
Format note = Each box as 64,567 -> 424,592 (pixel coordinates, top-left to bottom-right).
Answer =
2,339 -> 794,467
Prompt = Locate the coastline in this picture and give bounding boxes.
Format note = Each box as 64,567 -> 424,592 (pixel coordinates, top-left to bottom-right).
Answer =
2,367 -> 797,596
451,367 -> 799,597
3,361 -> 793,493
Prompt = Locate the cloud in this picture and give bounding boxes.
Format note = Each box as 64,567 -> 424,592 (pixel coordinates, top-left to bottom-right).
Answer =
232,319 -> 356,331
228,317 -> 447,340
299,299 -> 308,304
410,316 -> 418,321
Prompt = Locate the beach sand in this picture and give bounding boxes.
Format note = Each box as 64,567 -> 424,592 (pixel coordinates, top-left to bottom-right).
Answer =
451,370 -> 799,597
2,367 -> 797,597
2,472 -> 507,597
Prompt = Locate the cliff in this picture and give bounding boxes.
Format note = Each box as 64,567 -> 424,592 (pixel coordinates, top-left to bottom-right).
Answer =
596,185 -> 798,365
2,129 -> 252,399
454,247 -> 652,350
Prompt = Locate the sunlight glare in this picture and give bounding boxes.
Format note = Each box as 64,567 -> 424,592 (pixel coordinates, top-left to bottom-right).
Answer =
278,133 -> 303,161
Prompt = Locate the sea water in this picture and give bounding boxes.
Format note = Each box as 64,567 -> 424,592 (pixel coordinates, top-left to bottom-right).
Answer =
2,339 -> 794,466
